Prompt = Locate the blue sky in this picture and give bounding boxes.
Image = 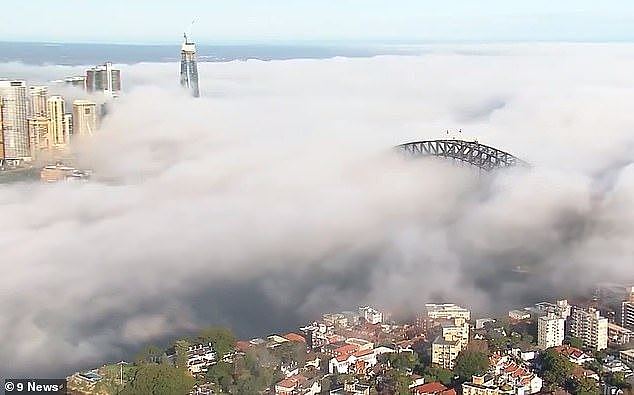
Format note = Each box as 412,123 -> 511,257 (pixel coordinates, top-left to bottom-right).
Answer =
2,0 -> 634,44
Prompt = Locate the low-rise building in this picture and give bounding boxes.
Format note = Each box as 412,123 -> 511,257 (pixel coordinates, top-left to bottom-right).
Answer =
300,322 -> 333,350
186,342 -> 216,374
323,313 -> 349,327
475,318 -> 496,330
608,323 -> 634,346
275,374 -> 320,395
619,349 -> 634,368
461,375 -> 503,395
358,306 -> 383,325
553,345 -> 594,365
426,304 -> 471,321
462,369 -> 542,395
411,381 -> 457,395
489,354 -> 543,394
413,382 -> 456,395
328,343 -> 396,374
602,356 -> 633,377
508,310 -> 531,321
329,381 -> 370,395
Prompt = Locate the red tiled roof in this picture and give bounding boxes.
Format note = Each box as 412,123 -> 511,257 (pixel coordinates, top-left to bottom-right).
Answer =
276,375 -> 307,389
413,382 -> 449,394
571,349 -> 584,358
276,377 -> 297,389
334,343 -> 359,356
554,345 -> 585,359
284,333 -> 306,343
354,349 -> 374,357
336,354 -> 353,362
235,341 -> 251,352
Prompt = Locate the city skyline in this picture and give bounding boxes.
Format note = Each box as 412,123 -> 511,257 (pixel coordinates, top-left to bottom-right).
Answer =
0,2 -> 633,386
1,44 -> 633,379
2,0 -> 634,44
0,61 -> 120,162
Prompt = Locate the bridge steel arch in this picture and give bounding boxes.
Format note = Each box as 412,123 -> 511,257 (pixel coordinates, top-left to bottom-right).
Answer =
396,139 -> 527,171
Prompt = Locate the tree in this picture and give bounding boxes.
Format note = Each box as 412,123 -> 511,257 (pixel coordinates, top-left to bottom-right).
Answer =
593,349 -> 608,362
206,361 -> 234,392
540,349 -> 574,388
583,359 -> 602,375
272,341 -> 306,366
122,363 -> 194,395
606,372 -> 632,390
235,374 -> 259,394
385,370 -> 412,395
423,366 -> 453,386
197,327 -> 236,359
174,339 -> 190,369
380,352 -> 418,372
453,351 -> 489,382
567,337 -> 584,349
135,344 -> 164,365
569,377 -> 600,395
521,333 -> 534,344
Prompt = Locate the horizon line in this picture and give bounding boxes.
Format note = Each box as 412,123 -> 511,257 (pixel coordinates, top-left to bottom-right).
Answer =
2,38 -> 634,47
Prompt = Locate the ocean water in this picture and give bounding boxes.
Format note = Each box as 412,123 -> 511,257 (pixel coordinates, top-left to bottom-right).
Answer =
0,41 -> 411,65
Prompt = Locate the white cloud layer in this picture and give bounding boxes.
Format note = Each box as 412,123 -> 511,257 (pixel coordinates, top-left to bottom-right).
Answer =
0,44 -> 633,376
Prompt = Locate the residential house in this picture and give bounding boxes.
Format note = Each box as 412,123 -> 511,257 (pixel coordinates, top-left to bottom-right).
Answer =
411,382 -> 457,395
553,345 -> 594,365
275,374 -> 320,395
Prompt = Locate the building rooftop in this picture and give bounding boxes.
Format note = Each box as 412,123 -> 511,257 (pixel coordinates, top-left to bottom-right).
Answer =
432,335 -> 459,346
620,349 -> 634,358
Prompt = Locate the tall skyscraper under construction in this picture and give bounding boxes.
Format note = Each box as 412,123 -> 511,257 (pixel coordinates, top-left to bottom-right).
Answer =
180,34 -> 200,97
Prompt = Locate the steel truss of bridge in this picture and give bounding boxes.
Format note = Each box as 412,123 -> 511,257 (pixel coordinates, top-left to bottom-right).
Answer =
396,139 -> 527,171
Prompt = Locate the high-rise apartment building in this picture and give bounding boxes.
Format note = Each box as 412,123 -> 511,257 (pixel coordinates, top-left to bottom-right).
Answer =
570,306 -> 608,351
431,317 -> 470,369
538,313 -> 565,349
427,304 -> 471,369
86,62 -> 121,97
28,116 -> 50,157
72,100 -> 98,137
0,80 -> 30,159
621,287 -> 634,331
180,34 -> 200,97
29,86 -> 49,117
46,96 -> 71,149
0,100 -> 3,159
